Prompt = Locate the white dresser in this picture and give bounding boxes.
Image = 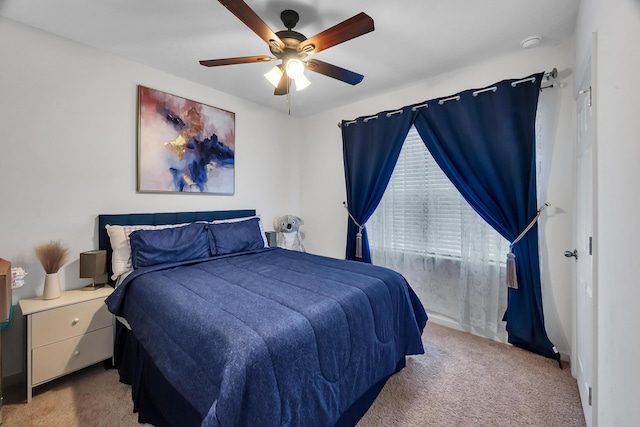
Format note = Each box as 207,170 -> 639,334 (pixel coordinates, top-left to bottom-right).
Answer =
18,287 -> 114,402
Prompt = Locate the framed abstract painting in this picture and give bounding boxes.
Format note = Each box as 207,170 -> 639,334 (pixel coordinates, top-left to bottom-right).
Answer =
137,86 -> 235,194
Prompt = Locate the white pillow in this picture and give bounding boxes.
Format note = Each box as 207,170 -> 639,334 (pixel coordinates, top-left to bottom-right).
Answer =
210,215 -> 269,247
105,223 -> 186,280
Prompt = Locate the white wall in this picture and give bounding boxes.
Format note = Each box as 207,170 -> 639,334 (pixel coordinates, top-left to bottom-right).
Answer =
575,0 -> 640,425
0,17 -> 301,378
300,42 -> 577,359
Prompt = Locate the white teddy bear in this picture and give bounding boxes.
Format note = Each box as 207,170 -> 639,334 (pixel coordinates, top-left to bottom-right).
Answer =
273,215 -> 305,252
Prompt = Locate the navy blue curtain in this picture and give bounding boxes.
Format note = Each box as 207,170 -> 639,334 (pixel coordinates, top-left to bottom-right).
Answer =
342,111 -> 415,262
411,73 -> 557,361
341,72 -> 559,362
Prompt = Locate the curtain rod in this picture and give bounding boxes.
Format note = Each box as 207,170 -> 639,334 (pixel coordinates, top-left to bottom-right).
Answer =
544,68 -> 558,80
338,69 -> 558,128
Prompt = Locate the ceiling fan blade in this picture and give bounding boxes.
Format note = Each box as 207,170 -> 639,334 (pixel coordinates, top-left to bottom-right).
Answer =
274,76 -> 290,96
299,12 -> 374,55
305,59 -> 364,85
218,0 -> 284,51
199,56 -> 274,67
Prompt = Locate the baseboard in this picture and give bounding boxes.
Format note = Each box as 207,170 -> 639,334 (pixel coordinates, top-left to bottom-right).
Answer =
427,314 -> 571,362
426,314 -> 508,343
426,314 -> 467,333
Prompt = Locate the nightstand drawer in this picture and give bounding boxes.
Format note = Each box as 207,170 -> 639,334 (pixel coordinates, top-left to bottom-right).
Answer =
31,298 -> 112,348
32,326 -> 113,385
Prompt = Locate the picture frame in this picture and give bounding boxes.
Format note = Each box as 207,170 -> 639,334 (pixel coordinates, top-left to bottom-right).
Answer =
137,85 -> 235,194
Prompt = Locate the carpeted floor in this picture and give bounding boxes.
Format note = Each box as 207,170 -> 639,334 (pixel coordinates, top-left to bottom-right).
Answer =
2,323 -> 585,426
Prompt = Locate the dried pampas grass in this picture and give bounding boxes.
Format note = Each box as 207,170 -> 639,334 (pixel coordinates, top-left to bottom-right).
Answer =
34,240 -> 69,274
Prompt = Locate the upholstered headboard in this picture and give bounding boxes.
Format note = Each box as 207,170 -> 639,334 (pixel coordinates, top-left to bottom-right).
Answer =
98,209 -> 256,283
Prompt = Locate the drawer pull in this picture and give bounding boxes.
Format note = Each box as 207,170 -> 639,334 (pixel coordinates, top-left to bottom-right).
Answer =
73,351 -> 80,356
72,318 -> 80,326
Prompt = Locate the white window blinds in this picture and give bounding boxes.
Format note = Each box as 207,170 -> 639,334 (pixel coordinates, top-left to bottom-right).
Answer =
368,126 -> 508,262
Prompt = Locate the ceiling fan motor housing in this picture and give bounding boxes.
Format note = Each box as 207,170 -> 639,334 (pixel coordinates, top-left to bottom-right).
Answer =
270,9 -> 308,58
270,32 -> 308,60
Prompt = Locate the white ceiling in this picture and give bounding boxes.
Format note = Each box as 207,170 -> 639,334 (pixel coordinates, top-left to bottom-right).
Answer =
0,0 -> 580,117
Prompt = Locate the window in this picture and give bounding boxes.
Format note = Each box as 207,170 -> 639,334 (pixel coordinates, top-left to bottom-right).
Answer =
367,126 -> 508,262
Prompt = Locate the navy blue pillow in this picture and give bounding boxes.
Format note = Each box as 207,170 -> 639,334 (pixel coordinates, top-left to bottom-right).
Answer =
208,217 -> 265,255
130,222 -> 212,269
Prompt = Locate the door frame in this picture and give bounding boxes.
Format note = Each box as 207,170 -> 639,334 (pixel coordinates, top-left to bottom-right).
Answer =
572,32 -> 599,426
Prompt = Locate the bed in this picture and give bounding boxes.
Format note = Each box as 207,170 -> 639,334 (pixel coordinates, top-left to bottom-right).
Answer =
99,210 -> 427,427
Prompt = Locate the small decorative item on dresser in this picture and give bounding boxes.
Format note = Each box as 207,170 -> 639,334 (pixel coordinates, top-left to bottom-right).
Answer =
0,259 -> 11,325
79,250 -> 108,291
34,240 -> 69,300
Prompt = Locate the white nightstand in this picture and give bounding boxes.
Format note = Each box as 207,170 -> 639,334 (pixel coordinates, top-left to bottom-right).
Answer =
18,286 -> 114,402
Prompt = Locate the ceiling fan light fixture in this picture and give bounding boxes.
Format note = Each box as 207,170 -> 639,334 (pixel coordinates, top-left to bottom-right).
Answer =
285,58 -> 305,79
294,74 -> 311,91
264,65 -> 284,88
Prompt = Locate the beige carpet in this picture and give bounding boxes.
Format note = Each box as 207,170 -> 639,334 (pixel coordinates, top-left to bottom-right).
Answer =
3,323 -> 585,426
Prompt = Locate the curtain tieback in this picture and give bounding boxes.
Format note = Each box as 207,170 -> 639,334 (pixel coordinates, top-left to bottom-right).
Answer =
343,202 -> 365,258
506,202 -> 550,289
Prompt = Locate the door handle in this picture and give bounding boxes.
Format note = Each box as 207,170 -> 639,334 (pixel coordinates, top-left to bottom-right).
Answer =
564,249 -> 578,259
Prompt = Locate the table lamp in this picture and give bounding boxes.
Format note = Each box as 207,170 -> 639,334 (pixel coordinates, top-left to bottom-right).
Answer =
79,250 -> 107,290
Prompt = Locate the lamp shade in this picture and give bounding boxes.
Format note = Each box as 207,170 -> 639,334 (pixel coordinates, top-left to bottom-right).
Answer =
264,65 -> 284,88
294,74 -> 311,91
79,250 -> 108,285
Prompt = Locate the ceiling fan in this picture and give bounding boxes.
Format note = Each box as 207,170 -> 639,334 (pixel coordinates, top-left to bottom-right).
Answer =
200,0 -> 375,95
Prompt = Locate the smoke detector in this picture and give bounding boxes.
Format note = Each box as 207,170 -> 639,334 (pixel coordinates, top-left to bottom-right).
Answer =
521,36 -> 542,49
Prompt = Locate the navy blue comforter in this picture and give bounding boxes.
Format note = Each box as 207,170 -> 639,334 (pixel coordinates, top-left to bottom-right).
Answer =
106,248 -> 427,427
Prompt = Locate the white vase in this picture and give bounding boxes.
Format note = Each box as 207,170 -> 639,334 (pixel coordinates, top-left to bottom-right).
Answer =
43,272 -> 61,300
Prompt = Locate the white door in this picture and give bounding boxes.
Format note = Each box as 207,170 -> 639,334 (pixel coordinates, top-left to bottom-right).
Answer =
573,39 -> 597,427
